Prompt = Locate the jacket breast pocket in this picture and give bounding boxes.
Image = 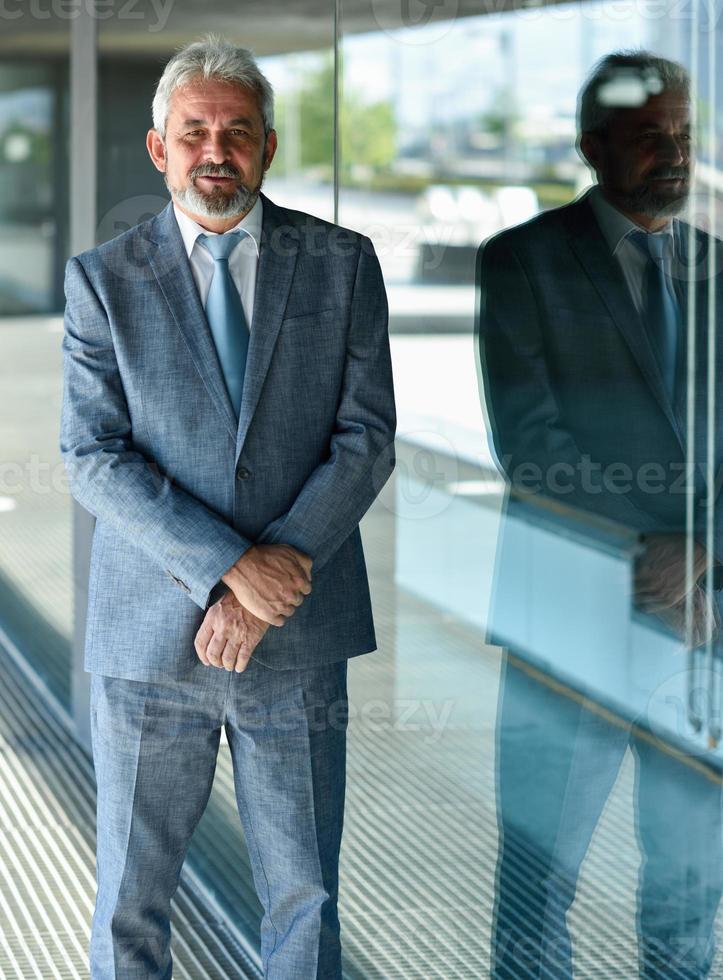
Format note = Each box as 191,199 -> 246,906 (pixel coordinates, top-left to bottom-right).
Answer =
550,307 -> 615,328
277,307 -> 347,366
280,307 -> 343,329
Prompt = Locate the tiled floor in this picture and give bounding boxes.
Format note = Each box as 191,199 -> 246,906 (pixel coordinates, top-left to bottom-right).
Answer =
0,637 -> 261,979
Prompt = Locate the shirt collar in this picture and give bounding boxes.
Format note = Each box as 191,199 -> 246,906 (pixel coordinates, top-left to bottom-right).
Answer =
172,194 -> 263,259
588,184 -> 675,256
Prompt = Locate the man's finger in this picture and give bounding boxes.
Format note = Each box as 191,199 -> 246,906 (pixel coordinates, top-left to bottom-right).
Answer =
295,552 -> 313,577
235,646 -> 253,673
295,559 -> 313,583
234,592 -> 288,627
194,622 -> 213,666
221,640 -> 240,672
269,598 -> 298,621
206,631 -> 226,665
234,622 -> 268,672
286,550 -> 312,582
260,609 -> 291,626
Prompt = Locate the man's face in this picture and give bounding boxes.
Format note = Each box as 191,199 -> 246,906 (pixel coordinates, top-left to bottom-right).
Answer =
147,77 -> 277,225
582,92 -> 692,224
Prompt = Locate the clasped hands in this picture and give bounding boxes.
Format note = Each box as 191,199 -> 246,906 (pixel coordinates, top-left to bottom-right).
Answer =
634,532 -> 720,649
194,543 -> 312,674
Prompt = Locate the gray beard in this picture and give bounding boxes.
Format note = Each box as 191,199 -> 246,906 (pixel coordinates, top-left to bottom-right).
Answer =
614,180 -> 690,220
165,173 -> 262,218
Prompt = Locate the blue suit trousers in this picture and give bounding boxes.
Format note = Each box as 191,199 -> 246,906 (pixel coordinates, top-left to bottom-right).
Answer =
492,659 -> 723,980
89,657 -> 348,980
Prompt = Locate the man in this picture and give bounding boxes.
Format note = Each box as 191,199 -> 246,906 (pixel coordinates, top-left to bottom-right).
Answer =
60,35 -> 395,980
477,52 -> 723,979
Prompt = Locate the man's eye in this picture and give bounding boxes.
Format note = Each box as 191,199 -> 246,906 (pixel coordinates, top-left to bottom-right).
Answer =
230,130 -> 249,136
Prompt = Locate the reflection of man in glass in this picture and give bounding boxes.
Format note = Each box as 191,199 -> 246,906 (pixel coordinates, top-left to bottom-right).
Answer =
477,51 -> 723,979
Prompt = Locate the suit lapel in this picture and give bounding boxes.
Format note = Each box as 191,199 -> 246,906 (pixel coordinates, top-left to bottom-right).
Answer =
566,194 -> 684,442
235,193 -> 299,459
148,203 -> 238,440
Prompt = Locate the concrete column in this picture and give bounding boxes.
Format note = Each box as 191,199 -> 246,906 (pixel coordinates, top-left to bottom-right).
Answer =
69,5 -> 98,751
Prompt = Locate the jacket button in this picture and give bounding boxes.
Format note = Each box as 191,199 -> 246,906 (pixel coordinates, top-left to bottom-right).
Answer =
236,466 -> 251,481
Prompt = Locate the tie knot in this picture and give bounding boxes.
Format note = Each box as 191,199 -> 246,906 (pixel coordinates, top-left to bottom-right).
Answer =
197,230 -> 246,262
628,228 -> 669,263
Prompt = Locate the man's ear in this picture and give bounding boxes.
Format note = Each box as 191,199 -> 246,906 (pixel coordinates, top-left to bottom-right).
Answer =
146,129 -> 167,174
263,129 -> 278,172
578,131 -> 601,172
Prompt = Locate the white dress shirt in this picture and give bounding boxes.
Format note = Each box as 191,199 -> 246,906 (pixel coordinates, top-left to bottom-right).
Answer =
588,184 -> 677,315
173,196 -> 263,329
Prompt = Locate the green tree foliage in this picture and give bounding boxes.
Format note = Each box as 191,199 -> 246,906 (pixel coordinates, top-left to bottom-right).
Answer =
275,56 -> 396,181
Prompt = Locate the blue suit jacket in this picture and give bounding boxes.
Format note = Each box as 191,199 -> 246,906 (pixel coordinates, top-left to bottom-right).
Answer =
60,194 -> 396,680
477,188 -> 723,547
476,190 -> 723,649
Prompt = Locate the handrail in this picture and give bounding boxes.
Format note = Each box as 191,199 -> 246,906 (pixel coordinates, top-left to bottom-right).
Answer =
394,434 -> 644,560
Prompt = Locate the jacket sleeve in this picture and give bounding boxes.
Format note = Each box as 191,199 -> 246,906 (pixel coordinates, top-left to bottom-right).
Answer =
477,233 -> 661,533
59,256 -> 252,610
256,238 -> 397,572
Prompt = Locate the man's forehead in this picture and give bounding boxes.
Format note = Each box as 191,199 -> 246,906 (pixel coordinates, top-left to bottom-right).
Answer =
168,80 -> 261,117
618,93 -> 691,128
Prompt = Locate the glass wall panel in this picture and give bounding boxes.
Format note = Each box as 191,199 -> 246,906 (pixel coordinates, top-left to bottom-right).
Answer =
0,17 -> 72,708
0,61 -> 67,314
341,0 -> 723,976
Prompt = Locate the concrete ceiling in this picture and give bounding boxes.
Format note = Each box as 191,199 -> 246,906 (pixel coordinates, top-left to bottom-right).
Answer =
0,0 -> 562,56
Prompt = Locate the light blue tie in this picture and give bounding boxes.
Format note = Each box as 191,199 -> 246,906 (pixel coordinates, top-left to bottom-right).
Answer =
197,231 -> 250,418
629,229 -> 681,404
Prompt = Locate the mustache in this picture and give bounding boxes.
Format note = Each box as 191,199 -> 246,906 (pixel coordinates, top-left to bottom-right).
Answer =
190,163 -> 242,180
647,166 -> 690,181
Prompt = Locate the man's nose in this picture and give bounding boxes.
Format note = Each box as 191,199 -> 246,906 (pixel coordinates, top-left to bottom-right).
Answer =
201,133 -> 232,163
658,133 -> 688,166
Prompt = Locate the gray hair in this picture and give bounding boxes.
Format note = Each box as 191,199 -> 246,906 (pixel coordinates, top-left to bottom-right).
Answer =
152,34 -> 274,139
578,50 -> 690,135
